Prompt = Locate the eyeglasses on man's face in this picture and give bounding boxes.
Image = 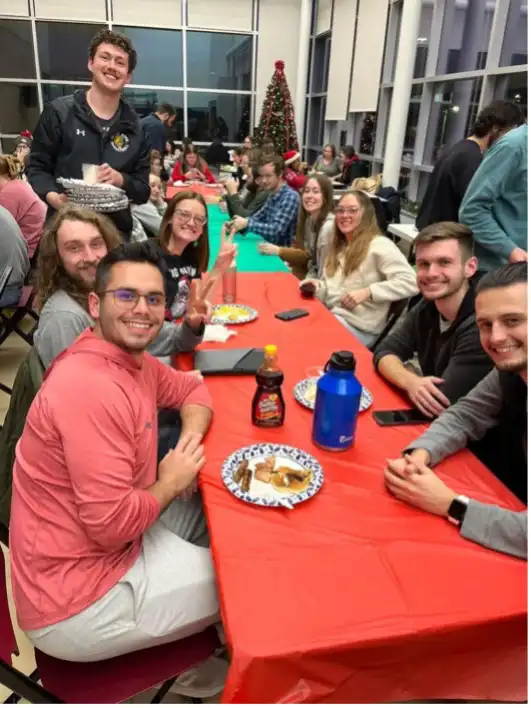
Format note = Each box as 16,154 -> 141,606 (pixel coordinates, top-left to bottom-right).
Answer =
99,288 -> 166,309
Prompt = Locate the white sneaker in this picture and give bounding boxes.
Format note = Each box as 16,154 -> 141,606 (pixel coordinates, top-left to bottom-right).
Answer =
171,655 -> 229,699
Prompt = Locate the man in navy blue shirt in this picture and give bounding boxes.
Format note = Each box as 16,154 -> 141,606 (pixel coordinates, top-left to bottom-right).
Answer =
141,103 -> 176,155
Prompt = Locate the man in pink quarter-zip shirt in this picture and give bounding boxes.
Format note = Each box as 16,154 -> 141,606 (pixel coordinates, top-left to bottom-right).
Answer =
9,240 -> 220,666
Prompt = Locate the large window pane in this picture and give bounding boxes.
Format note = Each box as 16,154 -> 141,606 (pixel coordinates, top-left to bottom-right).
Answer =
438,0 -> 494,74
187,91 -> 250,142
312,33 -> 330,93
37,21 -> 105,81
115,27 -> 182,87
186,32 -> 251,91
308,95 -> 326,147
124,88 -> 184,139
424,78 -> 483,165
494,73 -> 528,120
360,112 -> 377,155
414,2 -> 433,79
501,0 -> 528,66
402,85 -> 422,161
1,137 -> 19,154
42,83 -> 89,104
0,19 -> 35,79
0,83 -> 39,134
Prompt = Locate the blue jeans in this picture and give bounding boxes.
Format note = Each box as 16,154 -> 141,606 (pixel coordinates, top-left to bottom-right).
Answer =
334,315 -> 377,348
0,283 -> 22,308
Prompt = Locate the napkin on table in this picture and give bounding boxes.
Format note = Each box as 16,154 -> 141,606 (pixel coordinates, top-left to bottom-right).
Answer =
203,325 -> 237,343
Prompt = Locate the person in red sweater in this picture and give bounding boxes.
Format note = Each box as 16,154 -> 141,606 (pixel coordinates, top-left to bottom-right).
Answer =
10,241 -> 220,667
283,149 -> 307,193
0,155 -> 46,259
171,144 -> 216,184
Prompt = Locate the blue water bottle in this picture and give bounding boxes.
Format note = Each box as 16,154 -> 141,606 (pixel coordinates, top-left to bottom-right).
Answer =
312,351 -> 362,451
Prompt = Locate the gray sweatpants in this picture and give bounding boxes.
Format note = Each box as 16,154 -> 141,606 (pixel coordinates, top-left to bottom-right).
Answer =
27,495 -> 220,662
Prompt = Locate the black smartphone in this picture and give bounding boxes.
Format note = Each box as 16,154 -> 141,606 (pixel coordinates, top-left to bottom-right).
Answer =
275,309 -> 310,322
372,409 -> 431,426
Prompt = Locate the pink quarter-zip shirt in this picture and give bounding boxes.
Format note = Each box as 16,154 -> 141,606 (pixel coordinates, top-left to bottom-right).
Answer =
9,330 -> 212,631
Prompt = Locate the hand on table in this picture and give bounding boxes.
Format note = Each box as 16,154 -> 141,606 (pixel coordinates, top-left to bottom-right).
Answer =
158,431 -> 205,499
340,288 -> 371,310
232,215 -> 248,233
97,163 -> 124,188
299,279 -> 319,294
46,191 -> 68,210
184,279 -> 214,331
384,453 -> 456,517
509,247 -> 528,263
405,375 -> 450,418
258,243 -> 280,256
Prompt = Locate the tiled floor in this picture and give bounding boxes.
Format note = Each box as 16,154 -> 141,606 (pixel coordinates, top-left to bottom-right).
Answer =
0,332 -> 222,703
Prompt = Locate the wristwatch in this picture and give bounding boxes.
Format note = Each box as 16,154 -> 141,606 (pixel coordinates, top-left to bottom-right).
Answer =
447,495 -> 470,527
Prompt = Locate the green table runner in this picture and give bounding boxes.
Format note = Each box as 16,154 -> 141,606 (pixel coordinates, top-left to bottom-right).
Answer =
207,204 -> 290,273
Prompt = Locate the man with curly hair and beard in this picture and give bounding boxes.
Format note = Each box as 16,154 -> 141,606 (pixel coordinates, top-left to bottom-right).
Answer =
33,205 -> 207,369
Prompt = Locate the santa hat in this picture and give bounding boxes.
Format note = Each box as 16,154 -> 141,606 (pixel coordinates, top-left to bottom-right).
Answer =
283,150 -> 300,166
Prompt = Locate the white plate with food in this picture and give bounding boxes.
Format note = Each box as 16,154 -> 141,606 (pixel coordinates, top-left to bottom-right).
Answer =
211,304 -> 258,325
221,443 -> 324,508
294,377 -> 373,412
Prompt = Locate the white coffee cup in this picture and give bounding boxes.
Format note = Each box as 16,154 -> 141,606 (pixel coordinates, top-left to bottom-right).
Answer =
82,163 -> 99,185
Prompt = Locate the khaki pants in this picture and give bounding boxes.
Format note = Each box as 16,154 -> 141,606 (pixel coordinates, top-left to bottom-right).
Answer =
28,495 -> 220,662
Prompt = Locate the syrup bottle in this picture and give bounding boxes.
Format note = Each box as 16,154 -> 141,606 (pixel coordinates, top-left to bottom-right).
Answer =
252,345 -> 285,427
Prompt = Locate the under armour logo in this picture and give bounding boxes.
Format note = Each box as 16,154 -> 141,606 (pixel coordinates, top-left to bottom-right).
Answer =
76,129 -> 85,136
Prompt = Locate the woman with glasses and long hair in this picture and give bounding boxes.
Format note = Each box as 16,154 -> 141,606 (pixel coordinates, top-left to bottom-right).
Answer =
300,190 -> 417,346
258,174 -> 334,280
158,191 -> 236,321
171,144 -> 216,185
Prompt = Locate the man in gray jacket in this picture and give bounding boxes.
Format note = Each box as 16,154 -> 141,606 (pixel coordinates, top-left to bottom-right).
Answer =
0,206 -> 30,307
384,262 -> 527,559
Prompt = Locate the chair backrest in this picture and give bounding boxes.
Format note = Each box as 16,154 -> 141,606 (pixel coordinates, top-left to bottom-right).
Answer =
369,297 -> 410,353
0,545 -> 18,663
0,266 -> 13,303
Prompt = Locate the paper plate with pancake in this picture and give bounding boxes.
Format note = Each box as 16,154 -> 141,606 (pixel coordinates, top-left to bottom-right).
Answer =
294,377 -> 373,412
211,304 -> 258,325
221,443 -> 324,508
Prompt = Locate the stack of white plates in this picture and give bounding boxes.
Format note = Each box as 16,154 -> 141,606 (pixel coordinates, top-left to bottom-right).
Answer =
57,178 -> 129,213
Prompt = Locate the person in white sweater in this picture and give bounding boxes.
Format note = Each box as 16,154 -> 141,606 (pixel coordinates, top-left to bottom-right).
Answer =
131,173 -> 167,238
301,189 -> 418,346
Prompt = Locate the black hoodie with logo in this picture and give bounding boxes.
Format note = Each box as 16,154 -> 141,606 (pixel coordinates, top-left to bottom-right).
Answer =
28,89 -> 150,237
373,278 -> 493,404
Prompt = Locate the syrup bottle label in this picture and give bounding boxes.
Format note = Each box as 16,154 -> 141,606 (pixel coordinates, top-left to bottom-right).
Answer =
255,391 -> 282,423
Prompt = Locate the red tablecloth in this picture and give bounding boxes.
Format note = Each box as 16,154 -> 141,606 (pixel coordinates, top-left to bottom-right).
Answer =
193,273 -> 527,704
166,183 -> 223,204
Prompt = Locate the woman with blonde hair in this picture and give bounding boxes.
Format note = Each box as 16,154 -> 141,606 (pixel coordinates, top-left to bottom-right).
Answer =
0,154 -> 46,259
300,190 -> 418,346
259,173 -> 334,279
159,191 -> 236,321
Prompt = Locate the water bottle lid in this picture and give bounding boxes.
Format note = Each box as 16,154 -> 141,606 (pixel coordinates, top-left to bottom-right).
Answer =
328,350 -> 356,372
264,344 -> 277,357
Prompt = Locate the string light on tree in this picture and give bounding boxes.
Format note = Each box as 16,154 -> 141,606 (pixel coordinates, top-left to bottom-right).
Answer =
256,60 -> 299,154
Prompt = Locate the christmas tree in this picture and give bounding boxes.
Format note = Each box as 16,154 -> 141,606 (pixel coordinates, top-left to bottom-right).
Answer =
256,60 -> 299,154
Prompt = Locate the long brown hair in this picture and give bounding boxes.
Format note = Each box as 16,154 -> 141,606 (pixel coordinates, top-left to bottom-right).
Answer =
159,191 -> 210,273
35,205 -> 122,310
0,155 -> 21,180
180,144 -> 208,175
294,174 -> 333,252
326,190 -> 381,278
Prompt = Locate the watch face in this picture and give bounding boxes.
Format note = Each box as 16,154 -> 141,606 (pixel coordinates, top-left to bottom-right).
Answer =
448,497 -> 468,526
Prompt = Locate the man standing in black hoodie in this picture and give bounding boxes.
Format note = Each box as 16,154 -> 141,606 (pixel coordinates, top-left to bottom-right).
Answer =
415,100 -> 522,230
373,222 -> 493,417
28,30 -> 150,240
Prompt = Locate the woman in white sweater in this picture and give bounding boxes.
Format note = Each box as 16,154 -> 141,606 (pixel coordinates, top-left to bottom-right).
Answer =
301,189 -> 418,346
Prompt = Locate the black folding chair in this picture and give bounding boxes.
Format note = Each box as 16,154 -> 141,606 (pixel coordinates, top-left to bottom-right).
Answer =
369,298 -> 410,353
0,285 -> 39,348
0,266 -> 15,398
